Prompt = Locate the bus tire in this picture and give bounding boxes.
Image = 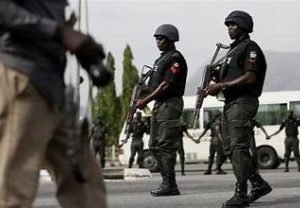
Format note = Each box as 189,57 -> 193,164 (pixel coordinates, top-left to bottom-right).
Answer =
141,150 -> 160,172
256,146 -> 279,169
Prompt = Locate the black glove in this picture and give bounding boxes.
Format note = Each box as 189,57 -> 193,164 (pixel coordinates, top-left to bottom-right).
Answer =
89,60 -> 112,87
55,25 -> 111,87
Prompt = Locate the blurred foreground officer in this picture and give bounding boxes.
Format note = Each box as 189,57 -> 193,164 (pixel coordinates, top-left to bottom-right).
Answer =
0,1 -> 110,207
268,110 -> 300,172
136,24 -> 187,196
206,10 -> 272,207
91,115 -> 109,168
122,112 -> 148,168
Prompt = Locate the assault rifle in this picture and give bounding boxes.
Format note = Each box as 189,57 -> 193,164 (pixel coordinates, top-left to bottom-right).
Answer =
193,43 -> 229,129
124,65 -> 154,140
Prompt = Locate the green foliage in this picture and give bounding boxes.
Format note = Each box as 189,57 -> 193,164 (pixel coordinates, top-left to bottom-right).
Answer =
92,52 -> 122,145
92,45 -> 139,147
121,44 -> 139,121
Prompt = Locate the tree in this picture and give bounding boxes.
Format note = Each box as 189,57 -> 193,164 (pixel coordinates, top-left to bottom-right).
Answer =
121,44 -> 139,122
93,52 -> 122,145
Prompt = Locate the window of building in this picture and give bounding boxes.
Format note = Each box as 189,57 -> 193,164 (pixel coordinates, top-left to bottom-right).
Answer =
290,101 -> 300,117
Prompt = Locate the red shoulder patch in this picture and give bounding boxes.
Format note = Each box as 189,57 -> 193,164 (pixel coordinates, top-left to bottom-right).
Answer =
170,62 -> 181,74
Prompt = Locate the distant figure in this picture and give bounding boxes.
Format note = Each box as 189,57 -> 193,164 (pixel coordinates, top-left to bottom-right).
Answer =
196,113 -> 227,175
90,115 -> 109,168
122,112 -> 149,168
268,110 -> 300,172
250,119 -> 269,170
177,121 -> 196,175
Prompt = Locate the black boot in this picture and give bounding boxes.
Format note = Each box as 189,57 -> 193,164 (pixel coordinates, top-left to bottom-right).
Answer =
204,160 -> 213,175
222,183 -> 249,208
128,158 -> 134,168
151,156 -> 180,197
284,156 -> 289,172
216,157 -> 227,174
247,172 -> 272,203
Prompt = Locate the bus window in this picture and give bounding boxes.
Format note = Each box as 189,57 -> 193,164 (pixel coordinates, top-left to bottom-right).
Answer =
203,107 -> 223,128
256,103 -> 287,125
290,101 -> 300,117
182,109 -> 199,129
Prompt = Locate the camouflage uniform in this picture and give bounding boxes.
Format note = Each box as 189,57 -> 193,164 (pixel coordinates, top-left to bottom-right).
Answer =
91,119 -> 108,168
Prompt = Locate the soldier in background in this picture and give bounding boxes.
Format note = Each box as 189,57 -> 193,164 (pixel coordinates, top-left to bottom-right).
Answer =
122,112 -> 149,168
90,115 -> 109,168
177,121 -> 196,175
196,113 -> 227,175
268,110 -> 300,172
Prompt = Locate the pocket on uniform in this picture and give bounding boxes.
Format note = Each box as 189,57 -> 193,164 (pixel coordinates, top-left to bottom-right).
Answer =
230,119 -> 252,128
156,119 -> 181,150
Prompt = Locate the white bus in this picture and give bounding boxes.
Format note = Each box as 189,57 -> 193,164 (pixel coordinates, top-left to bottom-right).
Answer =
118,91 -> 300,172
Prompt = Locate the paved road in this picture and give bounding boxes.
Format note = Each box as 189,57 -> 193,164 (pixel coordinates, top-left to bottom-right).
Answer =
34,163 -> 300,208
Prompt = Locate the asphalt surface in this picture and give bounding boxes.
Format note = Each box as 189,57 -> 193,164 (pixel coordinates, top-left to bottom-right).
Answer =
34,162 -> 300,208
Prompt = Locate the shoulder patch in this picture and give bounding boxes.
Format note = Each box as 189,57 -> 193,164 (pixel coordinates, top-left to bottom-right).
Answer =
170,62 -> 181,74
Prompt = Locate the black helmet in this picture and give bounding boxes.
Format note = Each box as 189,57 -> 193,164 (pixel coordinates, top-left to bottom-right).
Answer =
225,10 -> 253,33
154,24 -> 179,42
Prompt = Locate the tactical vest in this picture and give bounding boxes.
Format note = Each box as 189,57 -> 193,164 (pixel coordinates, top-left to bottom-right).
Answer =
94,125 -> 107,140
131,121 -> 146,139
148,49 -> 181,92
285,118 -> 299,137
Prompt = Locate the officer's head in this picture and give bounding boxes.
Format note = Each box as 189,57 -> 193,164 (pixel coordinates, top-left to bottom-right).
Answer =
154,24 -> 179,51
96,114 -> 103,123
224,10 -> 253,39
287,110 -> 294,118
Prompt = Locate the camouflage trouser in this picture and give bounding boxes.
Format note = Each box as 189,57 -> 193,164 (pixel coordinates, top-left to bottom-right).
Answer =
129,139 -> 144,166
208,137 -> 225,167
0,64 -> 106,208
149,97 -> 183,157
149,97 -> 183,186
284,136 -> 300,158
94,141 -> 106,168
222,96 -> 258,185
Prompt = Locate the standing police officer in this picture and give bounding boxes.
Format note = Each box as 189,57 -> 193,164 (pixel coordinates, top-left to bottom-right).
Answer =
90,115 -> 109,168
196,112 -> 227,175
206,11 -> 272,207
136,24 -> 187,196
123,112 -> 149,168
268,110 -> 300,172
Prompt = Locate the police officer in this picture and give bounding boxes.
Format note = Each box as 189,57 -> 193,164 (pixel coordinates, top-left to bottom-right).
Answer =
136,24 -> 187,196
123,112 -> 148,168
251,119 -> 269,170
90,115 -> 109,168
177,121 -> 195,176
268,110 -> 300,172
196,112 -> 227,175
206,10 -> 272,207
0,1 -> 110,207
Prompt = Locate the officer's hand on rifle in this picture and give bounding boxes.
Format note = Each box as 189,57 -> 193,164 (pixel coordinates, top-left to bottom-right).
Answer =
136,99 -> 148,110
205,83 -> 222,96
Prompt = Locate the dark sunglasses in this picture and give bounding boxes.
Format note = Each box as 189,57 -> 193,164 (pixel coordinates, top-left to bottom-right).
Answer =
155,36 -> 165,41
